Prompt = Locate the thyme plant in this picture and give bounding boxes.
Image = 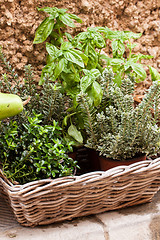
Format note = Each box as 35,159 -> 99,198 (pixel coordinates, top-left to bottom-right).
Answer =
78,68 -> 160,160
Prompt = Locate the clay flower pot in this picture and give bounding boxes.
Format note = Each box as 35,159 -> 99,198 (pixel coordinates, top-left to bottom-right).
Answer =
98,153 -> 147,171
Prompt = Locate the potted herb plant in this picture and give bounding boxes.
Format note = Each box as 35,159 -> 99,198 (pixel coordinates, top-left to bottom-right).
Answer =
33,7 -> 160,145
0,51 -> 78,184
77,68 -> 160,171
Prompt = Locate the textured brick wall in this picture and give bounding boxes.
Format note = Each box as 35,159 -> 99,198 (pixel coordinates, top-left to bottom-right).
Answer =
0,0 -> 160,87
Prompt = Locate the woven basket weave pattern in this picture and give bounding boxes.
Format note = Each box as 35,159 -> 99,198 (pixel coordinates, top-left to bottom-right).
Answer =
0,158 -> 160,227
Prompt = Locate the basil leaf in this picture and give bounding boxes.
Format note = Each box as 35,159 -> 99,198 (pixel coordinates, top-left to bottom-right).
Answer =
75,32 -> 88,42
68,124 -> 83,143
112,40 -> 125,57
114,73 -> 122,87
90,69 -> 101,79
71,49 -> 88,65
100,54 -> 110,65
61,42 -> 73,51
46,43 -> 62,59
124,31 -> 142,40
80,75 -> 93,92
124,60 -> 132,71
59,14 -> 75,28
64,50 -> 84,68
82,69 -> 90,75
108,30 -> 122,40
54,58 -> 66,79
91,81 -> 103,106
87,45 -> 98,69
65,32 -> 73,42
33,17 -> 55,44
109,58 -> 124,66
149,66 -> 160,81
131,63 -> 147,80
130,54 -> 140,62
57,8 -> 68,14
94,33 -> 106,48
131,53 -> 153,62
37,7 -> 57,15
69,13 -> 83,23
138,54 -> 153,60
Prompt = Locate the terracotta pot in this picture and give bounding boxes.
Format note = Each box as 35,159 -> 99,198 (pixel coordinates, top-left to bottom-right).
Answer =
98,153 -> 147,171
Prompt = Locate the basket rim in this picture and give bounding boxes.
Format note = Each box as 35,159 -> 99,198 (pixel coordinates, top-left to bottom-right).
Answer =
1,157 -> 160,190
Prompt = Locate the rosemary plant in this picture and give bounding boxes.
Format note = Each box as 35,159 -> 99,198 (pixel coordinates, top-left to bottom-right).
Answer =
0,47 -> 70,127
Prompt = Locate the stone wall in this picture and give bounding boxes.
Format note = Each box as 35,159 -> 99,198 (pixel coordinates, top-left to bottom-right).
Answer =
0,0 -> 160,87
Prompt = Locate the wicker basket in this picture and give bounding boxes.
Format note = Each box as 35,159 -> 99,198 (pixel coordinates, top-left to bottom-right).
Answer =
0,157 -> 160,227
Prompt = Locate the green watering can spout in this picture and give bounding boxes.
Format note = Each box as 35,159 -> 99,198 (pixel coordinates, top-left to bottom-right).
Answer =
0,93 -> 24,120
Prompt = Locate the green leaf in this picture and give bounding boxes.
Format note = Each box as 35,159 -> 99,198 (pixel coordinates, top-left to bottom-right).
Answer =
75,32 -> 88,43
54,58 -> 66,79
108,30 -> 123,40
69,13 -> 83,23
63,115 -> 69,126
114,73 -> 122,86
100,54 -> 110,64
61,42 -> 73,51
90,69 -> 101,78
112,40 -> 125,57
139,54 -> 154,60
91,81 -> 103,106
37,7 -> 57,15
39,63 -> 56,85
131,53 -> 154,61
57,8 -> 68,14
149,66 -> 160,81
123,31 -> 142,40
124,60 -> 132,71
130,54 -> 140,62
46,43 -> 62,59
126,43 -> 137,50
109,58 -> 124,66
82,69 -> 90,75
64,50 -> 84,68
71,49 -> 88,65
68,124 -> 83,143
59,13 -> 75,28
93,32 -> 106,48
80,75 -> 93,92
97,27 -> 116,40
131,63 -> 147,80
63,112 -> 79,127
33,17 -> 55,44
87,44 -> 98,69
65,32 -> 73,42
